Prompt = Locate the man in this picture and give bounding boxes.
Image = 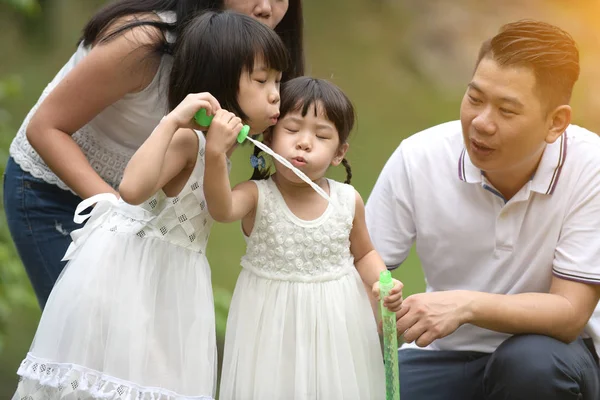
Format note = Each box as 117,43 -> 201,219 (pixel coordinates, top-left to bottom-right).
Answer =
366,20 -> 600,399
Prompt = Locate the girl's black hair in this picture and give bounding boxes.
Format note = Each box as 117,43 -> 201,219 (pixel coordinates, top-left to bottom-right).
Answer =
168,10 -> 289,118
251,77 -> 355,184
80,0 -> 303,81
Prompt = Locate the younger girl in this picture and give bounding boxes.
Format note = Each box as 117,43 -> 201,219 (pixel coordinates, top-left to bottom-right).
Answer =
204,77 -> 404,399
13,11 -> 287,400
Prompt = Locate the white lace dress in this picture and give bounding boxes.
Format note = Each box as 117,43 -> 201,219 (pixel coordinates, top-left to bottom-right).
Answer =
13,132 -> 217,400
219,178 -> 385,400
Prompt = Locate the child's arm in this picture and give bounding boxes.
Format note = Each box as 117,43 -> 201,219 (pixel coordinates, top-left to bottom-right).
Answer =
350,189 -> 404,315
204,111 -> 258,223
119,93 -> 220,204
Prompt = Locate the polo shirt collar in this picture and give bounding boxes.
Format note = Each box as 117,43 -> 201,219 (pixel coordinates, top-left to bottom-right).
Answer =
457,131 -> 568,195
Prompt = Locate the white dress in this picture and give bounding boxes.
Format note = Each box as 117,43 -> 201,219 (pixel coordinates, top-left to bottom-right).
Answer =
219,178 -> 385,400
13,132 -> 217,400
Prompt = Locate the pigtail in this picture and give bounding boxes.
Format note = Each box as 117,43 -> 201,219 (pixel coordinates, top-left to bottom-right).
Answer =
341,158 -> 352,184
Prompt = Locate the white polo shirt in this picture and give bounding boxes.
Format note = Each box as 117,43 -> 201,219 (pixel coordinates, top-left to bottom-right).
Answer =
365,120 -> 600,355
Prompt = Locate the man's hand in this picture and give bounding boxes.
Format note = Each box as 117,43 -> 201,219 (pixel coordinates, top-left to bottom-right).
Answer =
396,290 -> 473,347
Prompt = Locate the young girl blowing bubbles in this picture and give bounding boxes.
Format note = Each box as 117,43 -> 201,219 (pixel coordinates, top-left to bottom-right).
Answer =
204,77 -> 404,399
12,11 -> 287,400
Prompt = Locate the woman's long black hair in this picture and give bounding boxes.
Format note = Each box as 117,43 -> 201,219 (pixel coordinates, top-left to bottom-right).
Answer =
79,0 -> 303,81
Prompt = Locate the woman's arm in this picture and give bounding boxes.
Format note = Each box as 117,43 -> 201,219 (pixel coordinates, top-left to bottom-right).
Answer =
27,15 -> 164,199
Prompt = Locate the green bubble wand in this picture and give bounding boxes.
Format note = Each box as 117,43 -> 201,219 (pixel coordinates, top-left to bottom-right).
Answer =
379,270 -> 400,400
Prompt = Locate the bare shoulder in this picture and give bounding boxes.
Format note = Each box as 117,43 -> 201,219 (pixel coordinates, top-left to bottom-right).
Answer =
353,187 -> 365,206
343,184 -> 364,215
90,13 -> 167,90
28,13 -> 170,136
94,12 -> 166,48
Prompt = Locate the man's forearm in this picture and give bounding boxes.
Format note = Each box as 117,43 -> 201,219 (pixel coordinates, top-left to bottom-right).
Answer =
462,290 -> 584,343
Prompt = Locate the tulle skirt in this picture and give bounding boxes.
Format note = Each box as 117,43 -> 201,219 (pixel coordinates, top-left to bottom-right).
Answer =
13,227 -> 217,400
219,267 -> 385,400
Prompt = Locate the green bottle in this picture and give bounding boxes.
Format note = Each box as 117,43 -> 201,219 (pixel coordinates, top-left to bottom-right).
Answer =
380,270 -> 400,400
194,108 -> 249,143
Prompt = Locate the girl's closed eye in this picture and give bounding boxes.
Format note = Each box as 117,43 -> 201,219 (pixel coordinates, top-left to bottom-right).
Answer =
253,73 -> 268,84
315,126 -> 335,140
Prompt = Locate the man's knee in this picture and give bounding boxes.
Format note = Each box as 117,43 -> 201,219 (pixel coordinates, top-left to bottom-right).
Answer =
483,334 -> 590,399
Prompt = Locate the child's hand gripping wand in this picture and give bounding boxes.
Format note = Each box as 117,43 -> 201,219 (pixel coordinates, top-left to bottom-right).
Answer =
379,270 -> 400,400
195,109 -> 331,202
195,108 -> 250,144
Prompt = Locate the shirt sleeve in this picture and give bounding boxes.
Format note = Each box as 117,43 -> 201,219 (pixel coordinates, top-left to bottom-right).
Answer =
365,141 -> 416,270
553,159 -> 600,284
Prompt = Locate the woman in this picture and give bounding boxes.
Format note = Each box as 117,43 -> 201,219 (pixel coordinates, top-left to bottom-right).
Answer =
3,0 -> 304,308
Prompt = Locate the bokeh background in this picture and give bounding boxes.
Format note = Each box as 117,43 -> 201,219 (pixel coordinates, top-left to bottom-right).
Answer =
2,0 -> 600,397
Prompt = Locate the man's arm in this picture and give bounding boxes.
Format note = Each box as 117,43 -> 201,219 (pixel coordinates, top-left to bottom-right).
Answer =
365,142 -> 416,269
397,278 -> 600,348
397,155 -> 600,347
467,278 -> 600,342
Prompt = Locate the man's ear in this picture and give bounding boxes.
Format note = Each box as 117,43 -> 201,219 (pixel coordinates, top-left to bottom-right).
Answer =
545,104 -> 571,144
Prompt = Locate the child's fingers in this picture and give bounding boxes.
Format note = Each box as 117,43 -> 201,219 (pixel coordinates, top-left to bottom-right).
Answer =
227,117 -> 243,132
229,116 -> 242,126
196,101 -> 213,117
385,297 -> 403,312
195,92 -> 221,114
211,109 -> 229,121
212,111 -> 238,132
371,282 -> 381,300
389,279 -> 404,295
384,291 -> 403,304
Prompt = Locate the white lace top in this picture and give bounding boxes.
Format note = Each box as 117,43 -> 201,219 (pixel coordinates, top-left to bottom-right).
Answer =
9,12 -> 176,194
241,178 -> 357,282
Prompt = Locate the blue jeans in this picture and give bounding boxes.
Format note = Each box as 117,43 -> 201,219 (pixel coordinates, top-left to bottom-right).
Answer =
3,157 -> 82,308
398,334 -> 600,400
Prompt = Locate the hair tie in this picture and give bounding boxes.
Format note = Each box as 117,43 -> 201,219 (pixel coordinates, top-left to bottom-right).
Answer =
250,154 -> 266,169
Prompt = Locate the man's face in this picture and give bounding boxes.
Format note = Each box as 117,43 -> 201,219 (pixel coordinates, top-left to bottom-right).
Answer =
460,57 -> 556,178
